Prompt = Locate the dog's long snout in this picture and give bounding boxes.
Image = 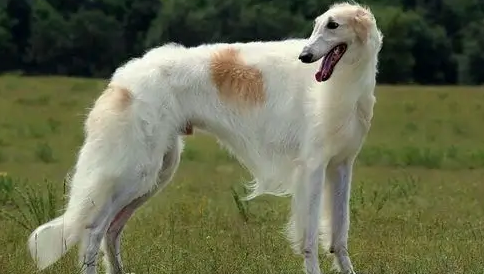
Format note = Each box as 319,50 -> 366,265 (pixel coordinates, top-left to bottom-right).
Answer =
298,50 -> 314,63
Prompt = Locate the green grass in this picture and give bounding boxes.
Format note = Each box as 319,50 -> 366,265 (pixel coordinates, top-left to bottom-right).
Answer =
0,75 -> 483,273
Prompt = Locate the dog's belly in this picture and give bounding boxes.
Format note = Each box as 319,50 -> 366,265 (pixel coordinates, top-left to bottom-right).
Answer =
193,111 -> 305,197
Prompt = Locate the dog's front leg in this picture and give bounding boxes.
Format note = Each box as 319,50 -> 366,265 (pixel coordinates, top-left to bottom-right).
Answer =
330,159 -> 356,274
291,158 -> 327,274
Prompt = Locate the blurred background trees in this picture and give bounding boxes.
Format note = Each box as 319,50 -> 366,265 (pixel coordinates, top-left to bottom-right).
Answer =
0,0 -> 483,84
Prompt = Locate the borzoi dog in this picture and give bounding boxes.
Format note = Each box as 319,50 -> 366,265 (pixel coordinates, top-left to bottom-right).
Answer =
27,2 -> 382,274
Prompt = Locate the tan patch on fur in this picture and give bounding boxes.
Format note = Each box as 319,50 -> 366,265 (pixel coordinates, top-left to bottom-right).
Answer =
331,2 -> 374,43
210,48 -> 265,106
352,8 -> 373,42
101,85 -> 133,112
85,85 -> 133,133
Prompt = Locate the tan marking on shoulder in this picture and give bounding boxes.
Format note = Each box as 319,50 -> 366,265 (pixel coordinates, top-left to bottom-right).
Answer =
210,48 -> 265,106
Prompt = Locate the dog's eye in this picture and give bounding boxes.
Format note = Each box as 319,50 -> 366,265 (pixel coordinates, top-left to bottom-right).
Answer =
326,21 -> 339,29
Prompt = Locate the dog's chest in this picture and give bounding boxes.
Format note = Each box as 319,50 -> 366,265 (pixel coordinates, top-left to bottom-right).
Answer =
321,101 -> 373,161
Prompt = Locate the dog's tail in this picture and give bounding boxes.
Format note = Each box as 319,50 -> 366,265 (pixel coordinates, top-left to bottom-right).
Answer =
27,214 -> 78,270
27,167 -> 112,270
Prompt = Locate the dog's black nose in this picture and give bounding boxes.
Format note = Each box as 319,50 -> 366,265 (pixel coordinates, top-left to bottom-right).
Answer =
298,52 -> 314,63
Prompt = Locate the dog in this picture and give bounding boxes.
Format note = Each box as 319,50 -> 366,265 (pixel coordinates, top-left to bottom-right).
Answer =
27,2 -> 382,274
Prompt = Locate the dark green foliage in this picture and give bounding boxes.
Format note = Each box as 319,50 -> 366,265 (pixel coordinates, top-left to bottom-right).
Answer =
27,0 -> 70,74
65,9 -> 126,77
0,0 -> 483,84
458,19 -> 484,84
0,2 -> 17,71
374,6 -> 419,83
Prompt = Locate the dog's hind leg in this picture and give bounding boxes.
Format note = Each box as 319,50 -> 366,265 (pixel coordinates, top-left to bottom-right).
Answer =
77,138 -> 172,274
28,85 -> 181,274
100,192 -> 152,274
79,184 -> 141,274
326,159 -> 355,274
73,86 -> 182,274
78,132 -> 177,274
101,137 -> 183,274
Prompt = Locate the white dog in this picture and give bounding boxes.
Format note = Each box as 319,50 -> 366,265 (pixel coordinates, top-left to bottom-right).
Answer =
27,2 -> 382,274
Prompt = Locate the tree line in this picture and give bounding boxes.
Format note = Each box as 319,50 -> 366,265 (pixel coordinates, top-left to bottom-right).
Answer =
1,0 -> 483,84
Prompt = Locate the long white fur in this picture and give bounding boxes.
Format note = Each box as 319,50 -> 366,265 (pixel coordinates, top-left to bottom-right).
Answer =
27,2 -> 383,274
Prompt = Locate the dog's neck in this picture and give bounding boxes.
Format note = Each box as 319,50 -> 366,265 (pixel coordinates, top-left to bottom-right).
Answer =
341,46 -> 378,77
311,48 -> 378,128
319,55 -> 376,101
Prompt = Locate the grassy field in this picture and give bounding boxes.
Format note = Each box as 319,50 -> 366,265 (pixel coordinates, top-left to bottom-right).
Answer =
0,75 -> 483,274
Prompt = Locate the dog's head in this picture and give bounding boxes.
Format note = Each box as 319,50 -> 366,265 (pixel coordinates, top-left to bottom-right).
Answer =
298,2 -> 383,82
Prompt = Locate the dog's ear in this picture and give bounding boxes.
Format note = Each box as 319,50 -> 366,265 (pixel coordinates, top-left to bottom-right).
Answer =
352,7 -> 373,43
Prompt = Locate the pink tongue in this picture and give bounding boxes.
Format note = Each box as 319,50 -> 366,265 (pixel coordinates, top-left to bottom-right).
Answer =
314,53 -> 332,82
315,71 -> 323,82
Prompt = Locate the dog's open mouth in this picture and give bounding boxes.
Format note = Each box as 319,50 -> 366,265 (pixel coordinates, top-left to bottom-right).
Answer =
315,43 -> 347,82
